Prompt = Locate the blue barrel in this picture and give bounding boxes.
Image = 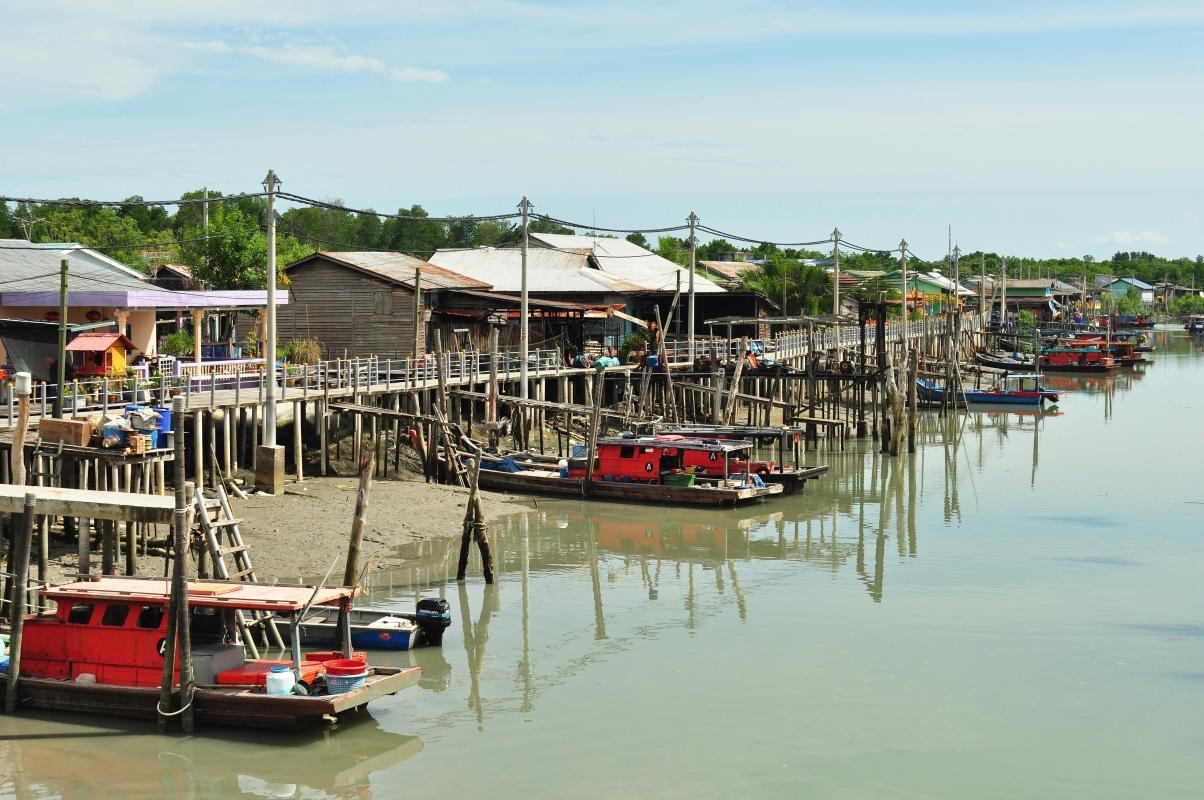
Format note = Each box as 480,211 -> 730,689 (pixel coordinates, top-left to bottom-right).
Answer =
152,406 -> 173,434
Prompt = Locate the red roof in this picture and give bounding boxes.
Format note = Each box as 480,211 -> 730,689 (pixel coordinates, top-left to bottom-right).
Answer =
65,331 -> 136,352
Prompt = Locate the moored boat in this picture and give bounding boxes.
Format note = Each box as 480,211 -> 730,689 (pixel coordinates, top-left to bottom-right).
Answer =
474,435 -> 799,506
1038,345 -> 1116,372
916,373 -> 1060,406
1,577 -> 421,729
1184,315 -> 1204,335
290,599 -> 452,650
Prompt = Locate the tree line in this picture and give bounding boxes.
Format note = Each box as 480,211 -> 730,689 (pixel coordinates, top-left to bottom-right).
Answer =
2,192 -> 1201,300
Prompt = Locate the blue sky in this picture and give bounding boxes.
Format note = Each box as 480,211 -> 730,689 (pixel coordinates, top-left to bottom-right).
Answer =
1,0 -> 1201,260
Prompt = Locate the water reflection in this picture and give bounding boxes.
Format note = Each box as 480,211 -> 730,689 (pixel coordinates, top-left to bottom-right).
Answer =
0,715 -> 421,799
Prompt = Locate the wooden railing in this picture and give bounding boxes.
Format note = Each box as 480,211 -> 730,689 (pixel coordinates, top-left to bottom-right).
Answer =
6,315 -> 981,424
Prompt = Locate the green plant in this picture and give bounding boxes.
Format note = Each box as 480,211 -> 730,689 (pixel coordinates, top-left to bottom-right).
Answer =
161,329 -> 194,358
1171,294 -> 1204,316
283,338 -> 321,365
618,331 -> 649,362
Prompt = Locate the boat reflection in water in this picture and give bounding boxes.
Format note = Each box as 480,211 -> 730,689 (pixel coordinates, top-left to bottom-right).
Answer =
0,713 -> 422,799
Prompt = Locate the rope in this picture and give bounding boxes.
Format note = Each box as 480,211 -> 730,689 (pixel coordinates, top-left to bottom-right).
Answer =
156,693 -> 194,717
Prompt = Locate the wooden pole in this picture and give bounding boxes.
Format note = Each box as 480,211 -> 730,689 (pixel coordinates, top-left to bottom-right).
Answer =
158,399 -> 186,732
907,348 -> 919,454
292,400 -> 304,482
342,451 -> 374,587
722,337 -> 750,425
582,372 -> 604,497
4,492 -> 36,714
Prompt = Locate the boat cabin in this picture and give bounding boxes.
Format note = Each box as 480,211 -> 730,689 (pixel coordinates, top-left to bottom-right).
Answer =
18,578 -> 357,689
568,435 -> 762,485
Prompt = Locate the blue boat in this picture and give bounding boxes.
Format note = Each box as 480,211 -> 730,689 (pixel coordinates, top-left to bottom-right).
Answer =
916,373 -> 1060,406
294,606 -> 420,650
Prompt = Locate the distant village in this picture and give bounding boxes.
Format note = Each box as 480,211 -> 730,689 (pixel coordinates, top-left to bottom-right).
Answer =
1,232 -> 1199,375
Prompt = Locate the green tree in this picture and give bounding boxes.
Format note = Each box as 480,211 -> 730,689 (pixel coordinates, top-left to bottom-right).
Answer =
740,253 -> 831,315
527,218 -> 573,235
381,204 -> 447,256
625,232 -> 649,249
655,236 -> 688,266
179,203 -> 270,288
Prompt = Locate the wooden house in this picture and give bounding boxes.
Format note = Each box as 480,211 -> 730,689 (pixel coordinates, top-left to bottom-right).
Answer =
65,331 -> 137,377
278,251 -> 492,358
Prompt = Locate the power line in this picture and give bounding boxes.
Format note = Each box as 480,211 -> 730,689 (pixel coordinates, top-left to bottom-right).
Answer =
277,192 -> 519,224
695,225 -> 833,248
530,213 -> 689,235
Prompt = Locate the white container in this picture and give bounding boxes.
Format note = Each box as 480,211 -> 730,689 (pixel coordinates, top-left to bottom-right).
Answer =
265,665 -> 297,696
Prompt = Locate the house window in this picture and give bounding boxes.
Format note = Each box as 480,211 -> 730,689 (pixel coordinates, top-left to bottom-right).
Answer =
619,446 -> 636,458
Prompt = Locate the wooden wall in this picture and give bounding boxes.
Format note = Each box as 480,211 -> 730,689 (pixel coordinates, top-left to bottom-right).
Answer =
279,258 -> 423,359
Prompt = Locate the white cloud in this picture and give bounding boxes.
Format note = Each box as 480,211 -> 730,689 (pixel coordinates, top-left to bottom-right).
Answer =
1092,230 -> 1169,245
184,41 -> 447,83
389,66 -> 449,84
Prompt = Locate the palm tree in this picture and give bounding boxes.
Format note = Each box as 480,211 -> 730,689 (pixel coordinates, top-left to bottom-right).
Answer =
740,253 -> 832,315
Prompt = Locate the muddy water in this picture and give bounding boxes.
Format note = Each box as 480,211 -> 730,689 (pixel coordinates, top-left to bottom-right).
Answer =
3,328 -> 1203,799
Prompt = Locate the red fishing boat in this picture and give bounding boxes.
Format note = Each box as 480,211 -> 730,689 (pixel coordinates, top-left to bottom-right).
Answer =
1038,344 -> 1115,372
1,577 -> 420,729
476,435 -> 794,506
1069,334 -> 1148,366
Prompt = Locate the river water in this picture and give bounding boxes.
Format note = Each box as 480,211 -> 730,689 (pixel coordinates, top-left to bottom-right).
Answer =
3,328 -> 1203,799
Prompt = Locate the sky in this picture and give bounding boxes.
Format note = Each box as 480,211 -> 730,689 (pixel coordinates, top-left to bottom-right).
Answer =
1,0 -> 1201,261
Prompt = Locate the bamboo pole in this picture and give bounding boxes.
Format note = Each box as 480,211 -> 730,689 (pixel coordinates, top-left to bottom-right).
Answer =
4,492 -> 36,714
582,372 -> 604,498
342,451 -> 374,588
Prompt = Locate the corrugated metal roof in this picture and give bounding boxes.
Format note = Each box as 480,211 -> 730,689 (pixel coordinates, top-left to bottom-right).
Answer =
0,240 -> 151,293
429,247 -> 640,294
698,260 -> 761,281
293,251 -> 490,290
528,232 -> 726,294
65,331 -> 136,351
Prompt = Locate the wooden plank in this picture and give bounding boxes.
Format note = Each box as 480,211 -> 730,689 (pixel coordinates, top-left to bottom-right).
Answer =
0,483 -> 211,524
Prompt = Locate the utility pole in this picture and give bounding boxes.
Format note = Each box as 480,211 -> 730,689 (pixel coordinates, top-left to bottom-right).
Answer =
899,239 -> 909,354
832,227 -> 842,316
688,211 -> 698,360
412,264 -> 422,359
999,257 -> 1008,330
256,169 -> 284,493
979,253 -> 986,316
54,259 -> 68,418
519,197 -> 530,401
202,187 -> 209,277
263,171 -> 278,444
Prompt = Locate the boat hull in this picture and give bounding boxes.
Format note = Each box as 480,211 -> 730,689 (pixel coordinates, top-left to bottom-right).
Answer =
475,468 -> 784,506
0,666 -> 421,729
916,380 -> 1054,406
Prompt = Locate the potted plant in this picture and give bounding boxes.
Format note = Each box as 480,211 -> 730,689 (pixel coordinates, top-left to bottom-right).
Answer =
61,382 -> 86,413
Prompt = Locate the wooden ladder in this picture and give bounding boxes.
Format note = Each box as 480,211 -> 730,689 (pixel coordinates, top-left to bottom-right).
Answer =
193,484 -> 285,658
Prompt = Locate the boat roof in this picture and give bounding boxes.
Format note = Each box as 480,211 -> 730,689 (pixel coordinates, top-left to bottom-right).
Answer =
1001,373 -> 1043,379
652,425 -> 804,441
597,434 -> 752,452
43,577 -> 355,611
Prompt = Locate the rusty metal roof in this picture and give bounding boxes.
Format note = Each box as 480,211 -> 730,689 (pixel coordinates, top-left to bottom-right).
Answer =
429,247 -> 641,293
528,233 -> 726,294
289,251 -> 491,290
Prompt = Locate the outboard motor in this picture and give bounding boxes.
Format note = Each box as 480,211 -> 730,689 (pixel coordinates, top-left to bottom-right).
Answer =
415,597 -> 452,646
